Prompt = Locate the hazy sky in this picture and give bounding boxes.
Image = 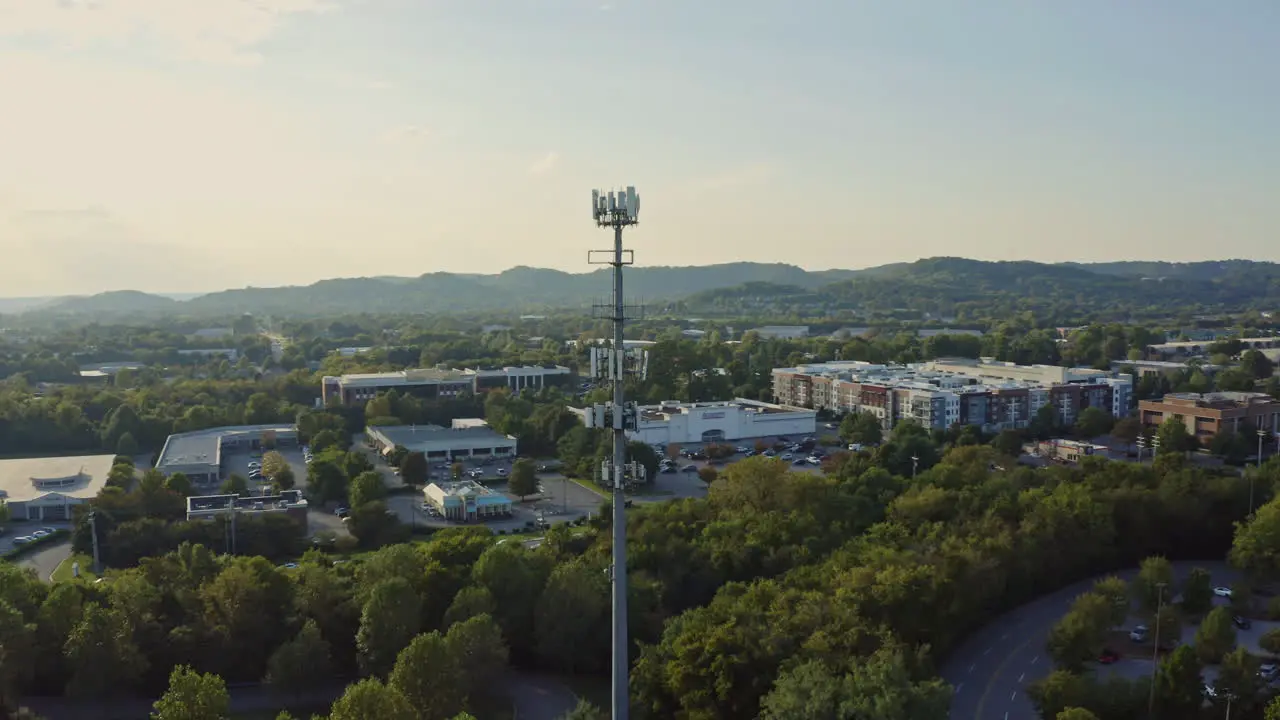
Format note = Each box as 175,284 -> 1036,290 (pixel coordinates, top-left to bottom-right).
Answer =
2,1 -> 1277,296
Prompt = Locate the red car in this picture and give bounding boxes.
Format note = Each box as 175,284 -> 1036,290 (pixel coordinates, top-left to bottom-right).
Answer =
1098,649 -> 1120,665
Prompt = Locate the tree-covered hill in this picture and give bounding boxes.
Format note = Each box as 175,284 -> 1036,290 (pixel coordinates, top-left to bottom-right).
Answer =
16,258 -> 1280,321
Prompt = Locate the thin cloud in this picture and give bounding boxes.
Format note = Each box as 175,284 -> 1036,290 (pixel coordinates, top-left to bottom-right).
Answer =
0,0 -> 338,65
528,152 -> 560,176
335,71 -> 395,91
381,124 -> 431,143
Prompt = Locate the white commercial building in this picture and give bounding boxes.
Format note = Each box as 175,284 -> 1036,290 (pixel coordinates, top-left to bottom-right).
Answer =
0,455 -> 116,521
573,398 -> 817,445
749,325 -> 810,340
366,424 -> 517,461
424,480 -> 513,521
156,425 -> 300,485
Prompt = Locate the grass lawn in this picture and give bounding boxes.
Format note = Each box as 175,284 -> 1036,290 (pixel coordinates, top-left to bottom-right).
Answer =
51,554 -> 97,583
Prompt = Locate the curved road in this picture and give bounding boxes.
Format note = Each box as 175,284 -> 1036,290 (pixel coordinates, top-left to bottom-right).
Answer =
942,560 -> 1237,720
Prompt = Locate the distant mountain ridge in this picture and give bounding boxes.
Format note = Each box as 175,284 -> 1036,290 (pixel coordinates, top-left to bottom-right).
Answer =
11,259 -> 1280,319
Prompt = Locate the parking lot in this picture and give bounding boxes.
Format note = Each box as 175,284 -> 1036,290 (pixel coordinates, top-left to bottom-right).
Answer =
222,448 -> 311,495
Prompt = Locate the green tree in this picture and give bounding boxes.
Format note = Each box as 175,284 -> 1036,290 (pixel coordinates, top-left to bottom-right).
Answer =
1266,694 -> 1280,720
1074,407 -> 1113,439
357,578 -> 422,677
444,614 -> 508,699
220,474 -> 249,496
1194,606 -> 1237,663
388,631 -> 464,720
163,472 -> 192,496
1046,593 -> 1112,670
1155,416 -> 1194,455
329,678 -> 415,720
261,451 -> 289,479
840,411 -> 883,446
558,700 -> 607,720
758,648 -> 950,720
272,466 -> 296,492
116,431 -> 139,457
400,451 -> 428,486
64,604 -> 147,698
1153,604 -> 1182,650
508,458 -> 539,500
1056,710 -> 1099,720
307,458 -> 349,505
443,586 -> 497,629
1154,645 -> 1204,717
151,665 -> 229,720
1133,556 -> 1175,613
1230,498 -> 1280,583
1091,576 -> 1130,627
1111,415 -> 1142,452
0,500 -> 10,528
0,602 -> 34,711
349,471 -> 387,509
1180,566 -> 1214,615
265,619 -> 332,699
991,429 -> 1023,457
1261,628 -> 1280,654
1215,647 -> 1264,715
1243,349 -> 1277,379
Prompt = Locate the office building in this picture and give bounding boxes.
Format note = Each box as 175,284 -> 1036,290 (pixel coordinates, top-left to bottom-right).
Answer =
186,489 -> 308,523
571,398 -> 816,445
1145,337 -> 1280,361
749,325 -> 810,340
1139,392 -> 1280,445
0,455 -> 115,521
156,425 -> 300,485
365,424 -> 517,462
322,365 -> 572,405
424,480 -> 513,521
772,358 -> 1133,431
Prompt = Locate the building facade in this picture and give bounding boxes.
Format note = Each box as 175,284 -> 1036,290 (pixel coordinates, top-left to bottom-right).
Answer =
365,424 -> 518,461
186,490 -> 308,524
570,398 -> 816,445
772,359 -> 1133,432
0,455 -> 115,521
424,480 -> 513,521
322,365 -> 572,405
1139,392 -> 1280,445
156,425 -> 300,485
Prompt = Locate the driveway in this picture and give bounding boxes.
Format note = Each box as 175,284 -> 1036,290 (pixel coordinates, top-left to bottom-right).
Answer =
18,539 -> 73,582
943,561 -> 1238,720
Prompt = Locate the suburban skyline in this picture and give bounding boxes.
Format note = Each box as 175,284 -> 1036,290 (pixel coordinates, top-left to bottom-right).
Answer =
2,0 -> 1277,296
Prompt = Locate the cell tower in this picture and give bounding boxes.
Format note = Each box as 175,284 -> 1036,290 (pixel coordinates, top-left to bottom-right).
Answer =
585,186 -> 646,720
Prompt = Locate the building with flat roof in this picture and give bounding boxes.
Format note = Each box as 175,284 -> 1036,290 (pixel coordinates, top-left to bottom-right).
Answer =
773,358 -> 1133,432
1034,439 -> 1114,463
424,480 -> 513,521
156,425 -> 299,485
322,364 -> 572,405
0,454 -> 115,520
1111,360 -> 1224,378
1145,337 -> 1280,360
1139,392 -> 1280,445
365,424 -> 517,461
749,325 -> 810,340
571,398 -> 816,445
186,489 -> 308,522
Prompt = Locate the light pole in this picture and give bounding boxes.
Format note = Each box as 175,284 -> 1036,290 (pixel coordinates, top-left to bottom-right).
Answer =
589,186 -> 642,720
911,455 -> 919,479
1148,581 -> 1167,718
86,509 -> 101,575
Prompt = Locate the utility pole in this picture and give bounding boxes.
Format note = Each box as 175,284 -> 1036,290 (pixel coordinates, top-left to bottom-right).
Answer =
87,509 -> 101,575
1148,581 -> 1167,718
911,455 -> 920,479
586,186 -> 644,720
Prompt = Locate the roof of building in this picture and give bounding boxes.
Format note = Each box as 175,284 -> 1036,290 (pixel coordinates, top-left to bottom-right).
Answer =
368,424 -> 516,449
426,480 -> 512,506
187,489 -> 307,513
157,425 -> 297,470
0,455 -> 116,503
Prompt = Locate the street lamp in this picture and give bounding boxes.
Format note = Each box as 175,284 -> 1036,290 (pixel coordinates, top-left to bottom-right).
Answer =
1148,581 -> 1167,718
911,455 -> 919,479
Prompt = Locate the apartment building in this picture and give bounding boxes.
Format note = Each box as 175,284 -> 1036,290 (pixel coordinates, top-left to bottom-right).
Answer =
322,365 -> 572,405
1139,392 -> 1280,445
772,358 -> 1132,432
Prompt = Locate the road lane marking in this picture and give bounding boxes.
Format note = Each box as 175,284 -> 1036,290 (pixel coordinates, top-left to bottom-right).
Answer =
969,664 -> 975,673
973,636 -> 1033,720
1002,633 -> 1009,640
1011,691 -> 1017,701
984,647 -> 992,656
1031,655 -> 1039,665
1018,672 -> 1025,683
955,683 -> 963,694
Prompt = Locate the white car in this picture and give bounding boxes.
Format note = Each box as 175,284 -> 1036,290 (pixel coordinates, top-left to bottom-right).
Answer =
496,469 -> 508,477
11,536 -> 32,545
1214,587 -> 1233,598
30,530 -> 49,539
1260,664 -> 1278,680
780,453 -> 793,461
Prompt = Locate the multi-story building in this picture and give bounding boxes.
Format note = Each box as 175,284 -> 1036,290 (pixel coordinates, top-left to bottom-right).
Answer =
772,358 -> 1133,432
570,398 -> 817,445
322,365 -> 572,405
1139,392 -> 1280,445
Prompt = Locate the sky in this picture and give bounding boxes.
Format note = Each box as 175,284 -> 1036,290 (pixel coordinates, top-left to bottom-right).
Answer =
1,0 -> 1277,297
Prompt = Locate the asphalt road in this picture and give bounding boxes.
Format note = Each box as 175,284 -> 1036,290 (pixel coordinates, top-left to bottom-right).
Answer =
17,538 -> 73,581
942,560 -> 1237,720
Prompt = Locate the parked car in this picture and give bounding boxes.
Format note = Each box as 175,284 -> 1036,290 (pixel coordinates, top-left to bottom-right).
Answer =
682,465 -> 698,473
1129,625 -> 1149,642
12,536 -> 32,545
1234,615 -> 1252,629
1098,649 -> 1120,664
1214,586 -> 1233,598
1260,664 -> 1279,680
